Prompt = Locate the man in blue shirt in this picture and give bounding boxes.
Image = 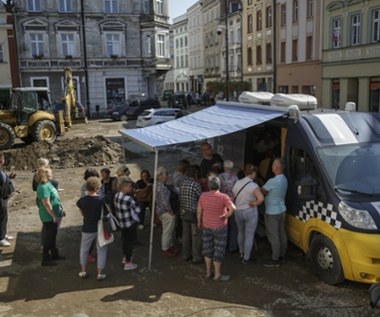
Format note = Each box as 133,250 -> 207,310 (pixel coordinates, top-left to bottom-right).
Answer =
261,158 -> 288,267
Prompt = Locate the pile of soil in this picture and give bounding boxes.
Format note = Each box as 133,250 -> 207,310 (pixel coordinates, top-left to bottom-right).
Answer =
4,136 -> 123,171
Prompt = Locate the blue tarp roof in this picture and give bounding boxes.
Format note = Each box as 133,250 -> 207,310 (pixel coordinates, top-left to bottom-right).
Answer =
119,101 -> 287,151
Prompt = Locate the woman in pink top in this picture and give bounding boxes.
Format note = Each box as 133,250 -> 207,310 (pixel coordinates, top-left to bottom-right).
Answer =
197,176 -> 235,281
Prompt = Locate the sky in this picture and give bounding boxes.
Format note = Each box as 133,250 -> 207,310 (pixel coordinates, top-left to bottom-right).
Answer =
168,0 -> 198,21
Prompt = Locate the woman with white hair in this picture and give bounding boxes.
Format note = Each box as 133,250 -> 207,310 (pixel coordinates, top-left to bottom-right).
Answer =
218,160 -> 239,253
155,166 -> 177,257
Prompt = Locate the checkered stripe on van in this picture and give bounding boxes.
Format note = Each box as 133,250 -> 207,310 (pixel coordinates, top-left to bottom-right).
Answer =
297,201 -> 342,229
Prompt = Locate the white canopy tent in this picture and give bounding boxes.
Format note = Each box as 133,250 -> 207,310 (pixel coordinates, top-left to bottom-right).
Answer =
119,101 -> 288,270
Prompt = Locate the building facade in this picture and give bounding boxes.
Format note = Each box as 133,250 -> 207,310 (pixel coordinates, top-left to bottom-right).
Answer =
0,10 -> 12,93
172,14 -> 189,92
242,0 -> 275,92
321,0 -> 380,111
7,0 -> 170,117
276,0 -> 322,102
187,1 -> 204,94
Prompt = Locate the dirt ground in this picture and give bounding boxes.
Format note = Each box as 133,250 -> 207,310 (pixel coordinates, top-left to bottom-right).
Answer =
0,119 -> 377,317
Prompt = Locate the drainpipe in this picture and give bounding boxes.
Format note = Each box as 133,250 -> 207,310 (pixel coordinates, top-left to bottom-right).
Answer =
80,0 -> 91,118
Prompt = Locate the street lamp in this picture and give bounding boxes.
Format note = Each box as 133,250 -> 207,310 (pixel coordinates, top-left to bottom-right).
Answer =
217,0 -> 230,101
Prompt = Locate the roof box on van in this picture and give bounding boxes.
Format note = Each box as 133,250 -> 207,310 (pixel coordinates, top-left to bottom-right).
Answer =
270,93 -> 317,111
238,91 -> 274,104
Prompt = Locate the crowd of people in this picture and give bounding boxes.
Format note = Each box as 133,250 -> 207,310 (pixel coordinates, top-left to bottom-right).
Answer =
0,136 -> 288,281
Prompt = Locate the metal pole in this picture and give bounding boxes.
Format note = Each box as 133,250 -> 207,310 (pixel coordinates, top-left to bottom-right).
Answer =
272,0 -> 277,93
225,0 -> 229,101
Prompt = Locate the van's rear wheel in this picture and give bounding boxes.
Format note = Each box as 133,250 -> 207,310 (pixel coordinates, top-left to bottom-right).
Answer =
310,235 -> 344,285
33,120 -> 57,144
0,123 -> 15,150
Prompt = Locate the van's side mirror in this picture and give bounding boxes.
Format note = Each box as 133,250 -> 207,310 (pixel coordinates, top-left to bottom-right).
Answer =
296,176 -> 318,201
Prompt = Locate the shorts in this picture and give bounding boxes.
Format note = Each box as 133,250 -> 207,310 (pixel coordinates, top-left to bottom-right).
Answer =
201,226 -> 228,262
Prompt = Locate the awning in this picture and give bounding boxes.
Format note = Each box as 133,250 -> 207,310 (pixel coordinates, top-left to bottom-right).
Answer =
119,101 -> 288,151
119,101 -> 288,271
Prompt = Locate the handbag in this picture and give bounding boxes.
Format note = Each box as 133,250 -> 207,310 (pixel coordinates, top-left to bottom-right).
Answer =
97,207 -> 114,247
102,202 -> 120,232
181,209 -> 197,223
135,185 -> 153,203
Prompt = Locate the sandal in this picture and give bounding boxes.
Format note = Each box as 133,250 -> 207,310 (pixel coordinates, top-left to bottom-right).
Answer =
97,273 -> 106,281
213,274 -> 230,282
78,271 -> 88,278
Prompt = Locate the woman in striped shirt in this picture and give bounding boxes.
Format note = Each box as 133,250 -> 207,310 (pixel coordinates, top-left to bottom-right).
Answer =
197,175 -> 235,281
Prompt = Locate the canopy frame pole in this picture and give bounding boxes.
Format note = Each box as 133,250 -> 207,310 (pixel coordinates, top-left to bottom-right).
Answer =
148,149 -> 159,271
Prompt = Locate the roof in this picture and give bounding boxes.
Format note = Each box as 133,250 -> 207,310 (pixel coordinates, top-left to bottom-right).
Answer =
119,101 -> 288,151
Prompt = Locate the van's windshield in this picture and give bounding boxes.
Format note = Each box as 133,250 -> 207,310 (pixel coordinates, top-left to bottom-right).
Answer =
318,143 -> 380,196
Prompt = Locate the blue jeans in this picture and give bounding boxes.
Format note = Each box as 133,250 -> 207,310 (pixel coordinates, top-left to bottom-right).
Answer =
235,207 -> 258,261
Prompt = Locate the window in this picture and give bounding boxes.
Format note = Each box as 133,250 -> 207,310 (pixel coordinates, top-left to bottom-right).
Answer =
332,79 -> 340,109
292,0 -> 298,23
155,0 -> 163,15
266,6 -> 272,28
30,33 -> 44,57
280,42 -> 285,63
248,14 -> 253,33
105,0 -> 117,13
28,0 -> 41,11
144,0 -> 150,13
266,43 -> 272,63
256,45 -> 262,65
247,47 -> 253,66
105,33 -> 121,56
157,34 -> 165,57
59,0 -> 72,12
0,45 -> 3,62
332,18 -> 342,48
292,39 -> 298,61
372,9 -> 380,43
146,35 -> 151,55
61,33 -> 75,56
257,10 -> 262,31
369,77 -> 380,113
307,0 -> 314,18
306,36 -> 312,60
350,14 -> 360,46
281,4 -> 286,26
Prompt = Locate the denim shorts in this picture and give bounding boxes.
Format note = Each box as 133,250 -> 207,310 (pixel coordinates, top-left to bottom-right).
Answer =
201,226 -> 228,262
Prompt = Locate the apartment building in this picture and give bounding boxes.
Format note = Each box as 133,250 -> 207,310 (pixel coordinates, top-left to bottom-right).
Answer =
275,0 -> 322,102
322,0 -> 380,111
172,14 -> 189,92
0,10 -> 12,95
187,1 -> 204,94
242,0 -> 274,92
6,0 -> 170,116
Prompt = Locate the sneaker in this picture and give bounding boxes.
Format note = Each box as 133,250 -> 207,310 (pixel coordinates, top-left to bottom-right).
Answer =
161,249 -> 177,257
241,259 -> 251,265
51,254 -> 66,260
97,273 -> 106,281
78,271 -> 88,278
264,260 -> 280,268
138,225 -> 144,230
0,239 -> 11,247
41,260 -> 57,266
5,235 -> 13,241
124,262 -> 138,271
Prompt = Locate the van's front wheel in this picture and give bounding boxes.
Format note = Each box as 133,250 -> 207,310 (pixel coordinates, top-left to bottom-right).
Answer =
310,235 -> 345,285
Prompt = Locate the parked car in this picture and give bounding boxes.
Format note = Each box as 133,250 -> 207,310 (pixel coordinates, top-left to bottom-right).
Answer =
168,92 -> 188,109
136,108 -> 188,128
125,97 -> 161,119
106,103 -> 129,121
